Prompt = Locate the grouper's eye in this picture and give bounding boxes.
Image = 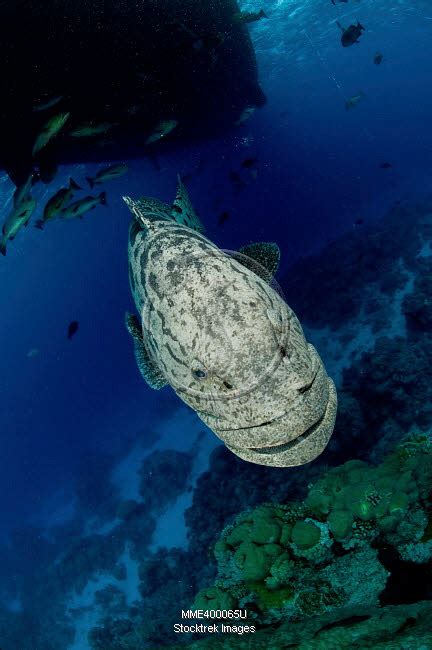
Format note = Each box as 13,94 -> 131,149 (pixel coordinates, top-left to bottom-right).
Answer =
192,368 -> 207,380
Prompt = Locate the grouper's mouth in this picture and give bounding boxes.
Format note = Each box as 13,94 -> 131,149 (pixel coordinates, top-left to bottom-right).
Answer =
222,379 -> 338,468
216,407 -> 292,434
245,407 -> 326,455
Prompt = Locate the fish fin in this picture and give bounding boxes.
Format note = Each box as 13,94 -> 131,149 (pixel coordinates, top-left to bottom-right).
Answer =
69,178 -> 82,190
86,177 -> 94,189
238,242 -> 280,278
170,175 -> 204,232
123,196 -> 172,231
35,220 -> 44,229
125,312 -> 167,389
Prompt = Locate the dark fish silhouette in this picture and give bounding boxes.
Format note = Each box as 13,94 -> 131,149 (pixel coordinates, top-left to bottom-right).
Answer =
229,171 -> 243,184
336,21 -> 365,47
241,157 -> 258,169
67,321 -> 79,340
345,92 -> 365,110
353,218 -> 364,226
374,52 -> 383,65
380,162 -> 392,169
218,211 -> 230,226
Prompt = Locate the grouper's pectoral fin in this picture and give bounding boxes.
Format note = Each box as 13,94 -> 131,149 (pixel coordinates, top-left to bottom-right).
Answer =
125,312 -> 167,390
170,174 -> 205,232
235,242 -> 281,282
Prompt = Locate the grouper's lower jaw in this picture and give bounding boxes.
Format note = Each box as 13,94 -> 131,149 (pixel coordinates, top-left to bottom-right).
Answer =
225,380 -> 337,467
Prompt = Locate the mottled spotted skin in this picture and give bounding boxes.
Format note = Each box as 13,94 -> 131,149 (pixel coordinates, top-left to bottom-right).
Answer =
126,190 -> 337,467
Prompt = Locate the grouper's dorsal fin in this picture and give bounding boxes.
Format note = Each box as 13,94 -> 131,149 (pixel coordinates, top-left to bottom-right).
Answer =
125,312 -> 167,390
235,242 -> 280,283
123,195 -> 172,229
170,174 -> 204,232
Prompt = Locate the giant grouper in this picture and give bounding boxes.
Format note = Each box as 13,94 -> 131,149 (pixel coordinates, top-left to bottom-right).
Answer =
124,177 -> 337,467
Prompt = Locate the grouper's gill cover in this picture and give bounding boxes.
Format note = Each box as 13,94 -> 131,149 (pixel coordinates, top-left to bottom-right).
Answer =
124,178 -> 337,467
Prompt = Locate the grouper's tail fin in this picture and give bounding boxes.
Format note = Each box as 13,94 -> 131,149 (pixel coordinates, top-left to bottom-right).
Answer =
123,174 -> 204,233
170,174 -> 204,232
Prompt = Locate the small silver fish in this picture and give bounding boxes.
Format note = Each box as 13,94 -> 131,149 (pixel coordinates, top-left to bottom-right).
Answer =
1,197 -> 36,255
33,94 -> 63,112
35,178 -> 82,229
13,172 -> 35,208
32,112 -> 70,157
145,120 -> 179,145
86,163 -> 128,188
69,122 -> 116,137
235,106 -> 256,126
345,91 -> 365,110
60,192 -> 107,220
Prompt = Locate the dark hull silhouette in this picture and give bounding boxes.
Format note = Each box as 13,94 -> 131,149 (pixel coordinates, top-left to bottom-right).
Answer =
0,0 -> 265,185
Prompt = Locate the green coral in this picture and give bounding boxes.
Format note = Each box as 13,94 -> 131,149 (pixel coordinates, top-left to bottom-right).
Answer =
191,435 -> 432,626
193,586 -> 235,611
225,505 -> 284,545
233,540 -> 282,582
305,432 -> 432,549
328,509 -> 353,539
291,520 -> 320,549
246,581 -> 294,610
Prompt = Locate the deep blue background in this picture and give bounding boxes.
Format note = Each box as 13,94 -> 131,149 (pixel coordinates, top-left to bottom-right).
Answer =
1,2 -> 432,532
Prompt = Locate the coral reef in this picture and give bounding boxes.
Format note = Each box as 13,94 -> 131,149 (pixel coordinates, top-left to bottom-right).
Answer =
402,260 -> 432,332
190,435 -> 432,627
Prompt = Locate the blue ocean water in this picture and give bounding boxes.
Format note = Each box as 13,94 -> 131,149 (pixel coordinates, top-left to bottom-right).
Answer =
1,1 -> 432,648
